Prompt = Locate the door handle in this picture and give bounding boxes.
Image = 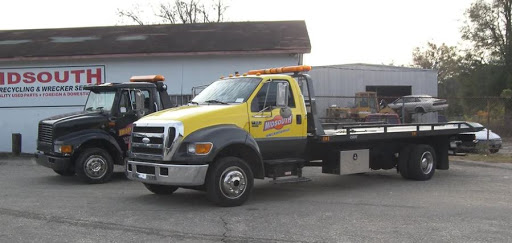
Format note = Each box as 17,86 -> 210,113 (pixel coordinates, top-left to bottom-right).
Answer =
252,114 -> 272,118
296,115 -> 302,124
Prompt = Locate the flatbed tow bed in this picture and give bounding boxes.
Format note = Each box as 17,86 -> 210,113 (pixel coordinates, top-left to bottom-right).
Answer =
315,122 -> 476,142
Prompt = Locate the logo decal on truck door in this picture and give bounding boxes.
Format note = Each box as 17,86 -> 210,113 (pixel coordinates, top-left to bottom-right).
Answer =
263,115 -> 292,131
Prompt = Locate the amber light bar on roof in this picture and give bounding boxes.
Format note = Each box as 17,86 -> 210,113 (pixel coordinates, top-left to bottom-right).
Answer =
247,65 -> 312,75
130,75 -> 165,82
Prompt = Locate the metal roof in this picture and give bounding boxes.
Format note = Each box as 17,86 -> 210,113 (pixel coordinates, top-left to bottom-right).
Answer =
313,63 -> 436,72
0,21 -> 311,61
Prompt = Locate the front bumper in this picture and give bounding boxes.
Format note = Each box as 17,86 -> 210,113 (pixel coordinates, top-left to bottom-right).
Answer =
126,160 -> 208,186
34,151 -> 71,170
458,139 -> 502,152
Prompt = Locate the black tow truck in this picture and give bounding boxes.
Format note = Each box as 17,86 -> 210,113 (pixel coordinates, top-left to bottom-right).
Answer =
35,75 -> 173,183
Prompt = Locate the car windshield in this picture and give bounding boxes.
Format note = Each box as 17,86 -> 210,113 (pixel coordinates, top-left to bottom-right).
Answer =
192,77 -> 262,104
84,91 -> 116,111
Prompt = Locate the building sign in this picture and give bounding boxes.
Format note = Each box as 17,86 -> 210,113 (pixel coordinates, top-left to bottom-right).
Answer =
0,65 -> 105,107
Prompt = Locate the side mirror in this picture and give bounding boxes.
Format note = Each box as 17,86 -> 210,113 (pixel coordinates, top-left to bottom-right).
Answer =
276,82 -> 289,107
134,90 -> 145,117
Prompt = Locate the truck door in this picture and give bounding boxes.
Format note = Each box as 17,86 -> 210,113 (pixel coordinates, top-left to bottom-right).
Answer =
248,79 -> 307,160
115,89 -> 151,149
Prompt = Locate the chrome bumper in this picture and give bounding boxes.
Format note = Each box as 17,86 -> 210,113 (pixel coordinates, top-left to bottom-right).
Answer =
126,160 -> 208,186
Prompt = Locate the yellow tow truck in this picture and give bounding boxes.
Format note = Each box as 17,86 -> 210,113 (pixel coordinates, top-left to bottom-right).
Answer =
125,65 -> 480,206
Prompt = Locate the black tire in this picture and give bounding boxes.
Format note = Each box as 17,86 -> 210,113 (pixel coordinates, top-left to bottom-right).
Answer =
398,145 -> 414,179
75,148 -> 114,184
407,145 -> 436,181
206,156 -> 254,207
53,168 -> 75,176
489,149 -> 499,154
143,183 -> 179,195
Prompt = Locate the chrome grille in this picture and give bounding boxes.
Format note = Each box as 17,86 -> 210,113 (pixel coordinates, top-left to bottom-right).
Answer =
129,121 -> 184,161
131,126 -> 165,159
38,123 -> 53,143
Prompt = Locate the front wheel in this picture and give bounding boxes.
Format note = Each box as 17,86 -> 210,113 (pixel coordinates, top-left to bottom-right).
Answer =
144,183 -> 179,195
206,156 -> 254,207
75,148 -> 114,184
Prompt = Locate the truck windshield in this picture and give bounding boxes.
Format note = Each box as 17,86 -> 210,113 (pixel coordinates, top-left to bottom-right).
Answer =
192,77 -> 262,104
84,91 -> 116,111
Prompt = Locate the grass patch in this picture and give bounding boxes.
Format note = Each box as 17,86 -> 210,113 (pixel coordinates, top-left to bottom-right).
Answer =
451,154 -> 512,163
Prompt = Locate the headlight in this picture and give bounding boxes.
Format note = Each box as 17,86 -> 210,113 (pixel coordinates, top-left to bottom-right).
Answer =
54,144 -> 73,154
187,142 -> 213,155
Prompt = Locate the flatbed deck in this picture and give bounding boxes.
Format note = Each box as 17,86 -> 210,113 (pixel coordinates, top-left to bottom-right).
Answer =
313,122 -> 479,143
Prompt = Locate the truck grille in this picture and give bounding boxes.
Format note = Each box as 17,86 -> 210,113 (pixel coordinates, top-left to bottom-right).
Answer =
130,121 -> 182,161
38,123 -> 53,143
131,126 -> 166,159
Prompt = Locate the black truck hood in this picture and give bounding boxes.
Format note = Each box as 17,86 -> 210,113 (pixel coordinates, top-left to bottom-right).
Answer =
40,110 -> 110,140
41,111 -> 106,125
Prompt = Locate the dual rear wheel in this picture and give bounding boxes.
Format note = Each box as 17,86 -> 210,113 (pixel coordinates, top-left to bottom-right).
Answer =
399,144 -> 436,180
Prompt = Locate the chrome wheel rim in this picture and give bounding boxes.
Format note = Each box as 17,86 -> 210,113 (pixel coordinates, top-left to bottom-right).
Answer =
219,166 -> 247,199
84,155 -> 107,179
420,151 -> 434,174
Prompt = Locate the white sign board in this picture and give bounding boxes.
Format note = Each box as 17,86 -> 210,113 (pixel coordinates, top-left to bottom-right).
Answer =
0,65 -> 105,107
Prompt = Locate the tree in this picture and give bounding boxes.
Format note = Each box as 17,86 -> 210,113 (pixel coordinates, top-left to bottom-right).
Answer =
117,0 -> 228,25
412,42 -> 462,84
462,0 -> 512,123
411,42 -> 488,117
461,0 -> 512,87
117,5 -> 146,25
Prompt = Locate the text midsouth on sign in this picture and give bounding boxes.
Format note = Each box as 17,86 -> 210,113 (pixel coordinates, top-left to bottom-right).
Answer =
0,65 -> 105,107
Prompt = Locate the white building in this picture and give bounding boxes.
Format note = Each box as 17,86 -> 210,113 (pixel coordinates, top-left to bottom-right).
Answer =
0,21 -> 311,153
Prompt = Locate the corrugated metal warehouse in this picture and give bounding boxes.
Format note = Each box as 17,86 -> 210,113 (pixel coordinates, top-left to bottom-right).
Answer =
0,21 -> 311,153
309,64 -> 438,117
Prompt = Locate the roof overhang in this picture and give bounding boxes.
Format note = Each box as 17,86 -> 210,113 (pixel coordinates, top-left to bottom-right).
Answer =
0,49 -> 307,62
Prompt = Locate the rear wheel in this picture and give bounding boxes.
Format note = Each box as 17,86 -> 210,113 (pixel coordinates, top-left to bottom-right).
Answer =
206,156 -> 254,207
143,183 -> 179,195
406,145 -> 436,181
53,168 -> 75,176
75,148 -> 114,184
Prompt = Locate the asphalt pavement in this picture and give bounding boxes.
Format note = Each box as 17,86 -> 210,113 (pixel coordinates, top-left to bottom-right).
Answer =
0,156 -> 511,242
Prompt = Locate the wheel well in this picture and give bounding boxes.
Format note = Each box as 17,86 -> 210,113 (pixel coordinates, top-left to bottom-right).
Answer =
415,107 -> 425,113
73,139 -> 123,165
214,144 -> 264,179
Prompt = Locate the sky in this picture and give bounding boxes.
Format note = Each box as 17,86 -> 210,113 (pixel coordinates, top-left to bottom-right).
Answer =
0,0 -> 475,66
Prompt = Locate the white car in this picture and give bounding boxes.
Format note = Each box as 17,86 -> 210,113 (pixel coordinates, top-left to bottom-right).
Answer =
456,122 -> 502,153
388,95 -> 448,113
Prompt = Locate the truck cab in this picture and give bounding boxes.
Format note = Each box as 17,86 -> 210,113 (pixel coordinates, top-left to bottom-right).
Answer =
35,75 -> 172,183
